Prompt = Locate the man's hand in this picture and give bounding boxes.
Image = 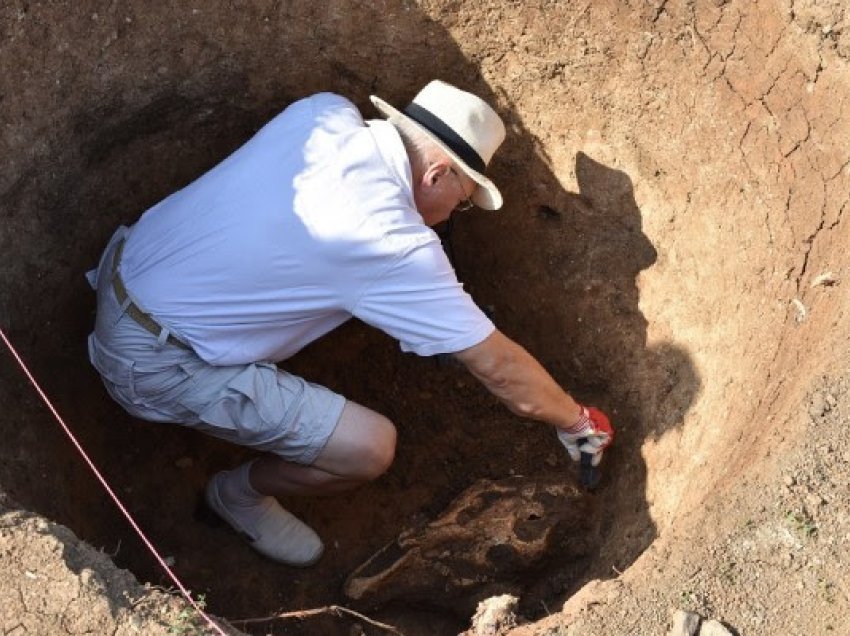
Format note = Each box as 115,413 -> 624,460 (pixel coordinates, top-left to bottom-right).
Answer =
556,406 -> 614,467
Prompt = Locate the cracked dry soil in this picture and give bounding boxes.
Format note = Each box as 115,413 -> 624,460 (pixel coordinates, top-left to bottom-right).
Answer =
1,1 -> 848,635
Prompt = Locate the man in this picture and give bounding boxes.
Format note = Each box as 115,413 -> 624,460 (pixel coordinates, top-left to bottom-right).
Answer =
87,80 -> 613,567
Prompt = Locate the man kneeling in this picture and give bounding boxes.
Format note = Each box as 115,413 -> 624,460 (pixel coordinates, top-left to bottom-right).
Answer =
87,81 -> 613,566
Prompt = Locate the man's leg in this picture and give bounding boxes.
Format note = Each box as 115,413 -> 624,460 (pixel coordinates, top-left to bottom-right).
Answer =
249,401 -> 397,496
208,400 -> 396,566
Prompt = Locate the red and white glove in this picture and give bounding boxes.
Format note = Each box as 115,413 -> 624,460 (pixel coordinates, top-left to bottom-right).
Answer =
556,406 -> 614,466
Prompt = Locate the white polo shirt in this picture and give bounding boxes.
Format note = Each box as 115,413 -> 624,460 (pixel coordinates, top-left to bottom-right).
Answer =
118,92 -> 495,366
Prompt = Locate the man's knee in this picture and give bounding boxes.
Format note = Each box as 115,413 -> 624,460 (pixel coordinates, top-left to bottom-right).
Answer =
372,416 -> 397,476
315,403 -> 397,481
357,414 -> 397,481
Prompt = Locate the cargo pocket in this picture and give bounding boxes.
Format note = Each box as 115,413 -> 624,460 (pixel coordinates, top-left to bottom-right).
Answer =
189,362 -> 306,447
131,360 -> 193,403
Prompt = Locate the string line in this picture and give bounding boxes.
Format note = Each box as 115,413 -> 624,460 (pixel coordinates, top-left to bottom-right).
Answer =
0,327 -> 228,636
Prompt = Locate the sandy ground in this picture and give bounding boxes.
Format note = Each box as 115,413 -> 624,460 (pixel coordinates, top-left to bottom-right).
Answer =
0,493 -> 236,636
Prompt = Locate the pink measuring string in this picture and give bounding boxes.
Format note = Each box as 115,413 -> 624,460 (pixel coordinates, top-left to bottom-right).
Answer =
0,328 -> 228,636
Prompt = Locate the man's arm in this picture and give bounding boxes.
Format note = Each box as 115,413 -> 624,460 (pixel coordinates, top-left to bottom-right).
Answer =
453,329 -> 583,431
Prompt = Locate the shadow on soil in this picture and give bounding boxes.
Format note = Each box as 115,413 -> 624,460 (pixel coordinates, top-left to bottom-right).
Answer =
0,2 -> 698,634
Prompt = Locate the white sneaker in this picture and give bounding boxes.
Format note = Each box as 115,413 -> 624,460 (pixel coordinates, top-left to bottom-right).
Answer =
205,472 -> 324,566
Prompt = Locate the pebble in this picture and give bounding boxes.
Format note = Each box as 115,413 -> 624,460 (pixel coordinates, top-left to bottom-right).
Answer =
668,609 -> 701,635
699,619 -> 734,636
80,568 -> 104,588
808,393 -> 828,417
470,594 -> 519,635
806,493 -> 824,509
175,457 -> 193,469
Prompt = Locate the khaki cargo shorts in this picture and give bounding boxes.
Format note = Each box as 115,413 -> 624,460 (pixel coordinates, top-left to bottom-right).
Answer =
87,228 -> 346,465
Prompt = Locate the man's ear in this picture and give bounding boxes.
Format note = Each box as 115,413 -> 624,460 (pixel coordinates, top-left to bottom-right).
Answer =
423,160 -> 452,187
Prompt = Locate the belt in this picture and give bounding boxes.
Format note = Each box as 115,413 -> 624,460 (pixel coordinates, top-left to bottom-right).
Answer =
111,240 -> 190,350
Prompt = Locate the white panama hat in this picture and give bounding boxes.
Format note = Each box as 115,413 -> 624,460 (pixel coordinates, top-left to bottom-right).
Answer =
370,80 -> 506,210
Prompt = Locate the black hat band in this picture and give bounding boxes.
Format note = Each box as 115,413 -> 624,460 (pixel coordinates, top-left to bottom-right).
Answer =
403,103 -> 486,174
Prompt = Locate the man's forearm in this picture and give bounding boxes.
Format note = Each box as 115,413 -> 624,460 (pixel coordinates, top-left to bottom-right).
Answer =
455,330 -> 583,430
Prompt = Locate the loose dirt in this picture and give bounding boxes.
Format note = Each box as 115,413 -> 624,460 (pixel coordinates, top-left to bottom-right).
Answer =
1,1 -> 848,635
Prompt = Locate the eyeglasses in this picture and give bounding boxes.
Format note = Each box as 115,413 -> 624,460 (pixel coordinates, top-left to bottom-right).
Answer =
450,168 -> 475,212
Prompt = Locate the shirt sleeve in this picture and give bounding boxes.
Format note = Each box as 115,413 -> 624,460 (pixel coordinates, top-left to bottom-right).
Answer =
351,238 -> 495,356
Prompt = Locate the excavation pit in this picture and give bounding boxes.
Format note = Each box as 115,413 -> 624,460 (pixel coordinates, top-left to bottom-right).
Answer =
1,2 -> 848,635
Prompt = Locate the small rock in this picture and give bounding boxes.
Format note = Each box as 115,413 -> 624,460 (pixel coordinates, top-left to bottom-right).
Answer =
783,475 -> 795,487
699,619 -> 734,636
469,594 -> 519,635
806,493 -> 824,509
175,457 -> 194,469
669,609 -> 701,636
808,393 -> 828,417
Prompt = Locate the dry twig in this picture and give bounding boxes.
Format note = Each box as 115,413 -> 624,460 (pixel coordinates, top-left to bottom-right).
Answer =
230,604 -> 405,634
